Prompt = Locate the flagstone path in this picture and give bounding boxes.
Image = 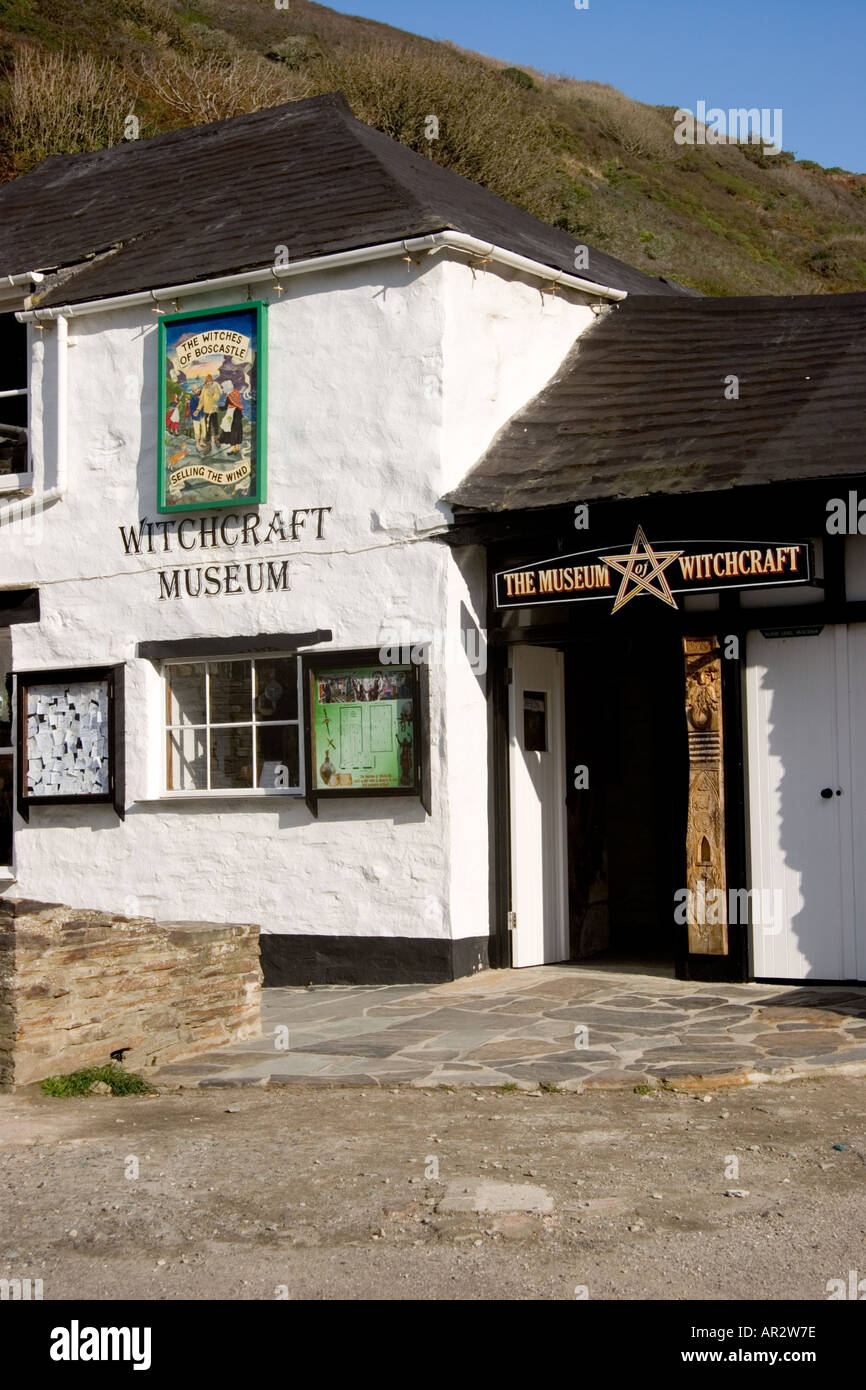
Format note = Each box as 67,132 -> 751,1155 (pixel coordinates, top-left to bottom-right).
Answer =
155,963 -> 866,1090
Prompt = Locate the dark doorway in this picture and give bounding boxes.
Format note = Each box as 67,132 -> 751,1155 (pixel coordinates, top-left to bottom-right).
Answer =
566,625 -> 688,970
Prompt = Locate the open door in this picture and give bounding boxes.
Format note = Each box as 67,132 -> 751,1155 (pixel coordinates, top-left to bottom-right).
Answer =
508,644 -> 568,967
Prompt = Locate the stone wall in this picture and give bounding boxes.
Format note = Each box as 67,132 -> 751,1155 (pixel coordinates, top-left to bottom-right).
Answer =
0,899 -> 261,1088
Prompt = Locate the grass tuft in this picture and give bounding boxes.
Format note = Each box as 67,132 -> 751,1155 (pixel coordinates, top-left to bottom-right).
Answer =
40,1063 -> 151,1098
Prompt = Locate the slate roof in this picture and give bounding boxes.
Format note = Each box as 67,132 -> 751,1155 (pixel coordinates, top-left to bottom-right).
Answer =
0,93 -> 683,307
446,291 -> 866,512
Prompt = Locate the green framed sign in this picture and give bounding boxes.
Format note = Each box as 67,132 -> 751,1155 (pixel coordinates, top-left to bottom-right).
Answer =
302,648 -> 431,815
157,301 -> 267,513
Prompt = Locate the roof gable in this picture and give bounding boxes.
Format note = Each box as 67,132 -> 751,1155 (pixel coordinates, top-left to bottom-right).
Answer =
0,93 -> 685,306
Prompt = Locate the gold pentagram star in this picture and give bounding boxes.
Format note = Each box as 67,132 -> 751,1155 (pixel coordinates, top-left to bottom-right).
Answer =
601,526 -> 684,614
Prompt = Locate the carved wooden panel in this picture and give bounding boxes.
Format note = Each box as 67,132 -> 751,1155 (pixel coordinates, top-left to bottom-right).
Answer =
683,636 -> 728,955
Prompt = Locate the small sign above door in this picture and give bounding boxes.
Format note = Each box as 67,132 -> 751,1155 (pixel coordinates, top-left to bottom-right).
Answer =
495,527 -> 813,613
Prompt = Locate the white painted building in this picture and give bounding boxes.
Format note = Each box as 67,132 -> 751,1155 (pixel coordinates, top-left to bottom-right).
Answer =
3,95 -> 861,986
0,96 -> 669,982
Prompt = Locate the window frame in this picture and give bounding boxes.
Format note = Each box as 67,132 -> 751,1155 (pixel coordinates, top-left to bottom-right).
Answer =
301,646 -> 431,817
0,312 -> 31,492
15,665 -> 125,821
161,652 -> 304,799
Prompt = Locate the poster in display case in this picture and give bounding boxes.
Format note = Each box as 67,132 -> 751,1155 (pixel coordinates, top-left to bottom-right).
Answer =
302,649 -> 429,815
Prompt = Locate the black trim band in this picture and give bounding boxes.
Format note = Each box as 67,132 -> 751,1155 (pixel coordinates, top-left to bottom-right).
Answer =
137,630 -> 332,660
260,934 -> 489,986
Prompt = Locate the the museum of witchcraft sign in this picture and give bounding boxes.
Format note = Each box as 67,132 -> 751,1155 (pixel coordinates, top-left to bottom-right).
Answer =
495,527 -> 813,613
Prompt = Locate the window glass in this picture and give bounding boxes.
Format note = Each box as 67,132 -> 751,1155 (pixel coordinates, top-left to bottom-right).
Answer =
167,727 -> 207,792
209,660 -> 252,725
164,655 -> 300,794
0,314 -> 28,477
210,726 -> 253,790
255,657 -> 298,722
523,691 -> 547,752
256,723 -> 299,790
167,663 -> 206,727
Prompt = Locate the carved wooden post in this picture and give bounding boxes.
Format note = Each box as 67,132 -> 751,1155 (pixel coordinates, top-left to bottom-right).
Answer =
683,636 -> 728,955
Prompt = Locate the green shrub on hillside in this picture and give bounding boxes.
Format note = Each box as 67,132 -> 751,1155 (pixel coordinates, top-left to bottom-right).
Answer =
0,0 -> 862,295
501,66 -> 536,90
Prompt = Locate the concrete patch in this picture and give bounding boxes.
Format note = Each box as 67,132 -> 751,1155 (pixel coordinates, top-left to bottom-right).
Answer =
437,1180 -> 554,1214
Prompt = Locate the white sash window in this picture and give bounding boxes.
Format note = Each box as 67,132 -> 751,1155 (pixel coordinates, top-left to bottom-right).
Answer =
163,655 -> 301,796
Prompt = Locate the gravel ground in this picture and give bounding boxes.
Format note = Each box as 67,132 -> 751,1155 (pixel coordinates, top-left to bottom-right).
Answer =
1,1076 -> 865,1301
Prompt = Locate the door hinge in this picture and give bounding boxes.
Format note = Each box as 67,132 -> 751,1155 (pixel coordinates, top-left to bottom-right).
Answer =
505,668 -> 513,685
507,910 -> 517,932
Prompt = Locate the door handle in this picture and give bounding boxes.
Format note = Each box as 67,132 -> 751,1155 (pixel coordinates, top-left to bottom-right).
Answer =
820,787 -> 833,799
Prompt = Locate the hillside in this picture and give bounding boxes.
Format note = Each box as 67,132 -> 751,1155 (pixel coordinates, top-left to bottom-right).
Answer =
0,0 -> 864,295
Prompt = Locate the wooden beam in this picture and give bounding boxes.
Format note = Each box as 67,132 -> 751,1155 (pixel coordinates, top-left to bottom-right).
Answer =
683,636 -> 728,955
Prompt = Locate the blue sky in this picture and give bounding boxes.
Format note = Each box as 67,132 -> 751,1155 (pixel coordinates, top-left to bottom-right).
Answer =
327,0 -> 865,172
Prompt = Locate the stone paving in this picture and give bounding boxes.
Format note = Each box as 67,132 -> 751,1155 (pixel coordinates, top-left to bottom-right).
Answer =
155,963 -> 866,1090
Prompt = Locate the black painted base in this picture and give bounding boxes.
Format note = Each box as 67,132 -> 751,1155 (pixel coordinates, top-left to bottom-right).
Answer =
260,933 -> 490,986
680,954 -> 747,983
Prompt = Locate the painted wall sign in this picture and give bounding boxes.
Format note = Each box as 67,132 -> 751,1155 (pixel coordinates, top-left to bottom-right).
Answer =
158,303 -> 267,514
495,527 -> 813,612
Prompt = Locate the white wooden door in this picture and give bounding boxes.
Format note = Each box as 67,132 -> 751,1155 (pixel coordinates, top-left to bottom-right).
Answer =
508,644 -> 568,967
746,627 -> 858,979
843,624 -> 866,979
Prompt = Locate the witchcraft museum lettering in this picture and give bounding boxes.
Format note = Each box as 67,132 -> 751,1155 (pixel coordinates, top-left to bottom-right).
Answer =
118,507 -> 331,556
158,559 -> 291,600
116,506 -> 332,599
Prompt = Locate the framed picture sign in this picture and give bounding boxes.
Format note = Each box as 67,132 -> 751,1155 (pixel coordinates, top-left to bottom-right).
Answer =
302,649 -> 430,815
157,302 -> 267,513
16,666 -> 125,821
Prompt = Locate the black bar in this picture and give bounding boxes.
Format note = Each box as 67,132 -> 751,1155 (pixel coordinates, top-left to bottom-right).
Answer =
137,630 -> 332,660
5,1297 -> 861,1367
0,587 -> 39,625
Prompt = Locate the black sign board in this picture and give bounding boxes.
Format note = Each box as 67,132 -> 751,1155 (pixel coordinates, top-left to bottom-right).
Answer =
495,527 -> 813,613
